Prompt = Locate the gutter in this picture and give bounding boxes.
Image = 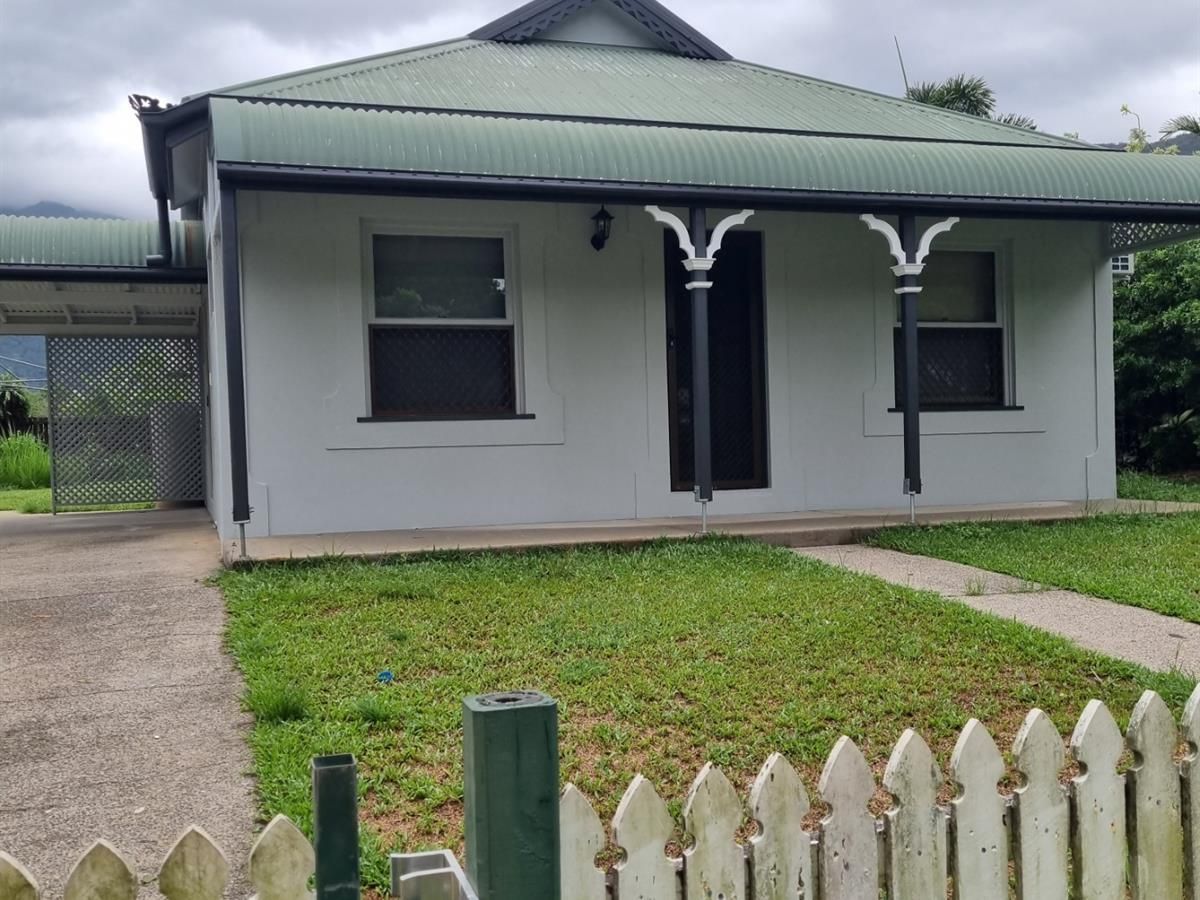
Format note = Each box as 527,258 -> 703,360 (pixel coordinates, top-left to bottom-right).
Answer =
0,264 -> 207,284
216,161 -> 1200,225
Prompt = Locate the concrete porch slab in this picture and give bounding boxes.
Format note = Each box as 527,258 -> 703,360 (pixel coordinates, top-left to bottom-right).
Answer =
236,498 -> 1200,563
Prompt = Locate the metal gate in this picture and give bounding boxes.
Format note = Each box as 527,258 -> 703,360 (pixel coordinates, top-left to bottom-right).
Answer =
46,336 -> 204,510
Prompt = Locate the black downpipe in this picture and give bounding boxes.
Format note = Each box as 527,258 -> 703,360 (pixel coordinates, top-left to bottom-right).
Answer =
688,206 -> 713,504
898,214 -> 921,495
146,195 -> 173,267
219,184 -> 251,525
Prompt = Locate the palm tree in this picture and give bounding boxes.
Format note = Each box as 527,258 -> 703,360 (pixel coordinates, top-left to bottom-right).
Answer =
906,74 -> 994,117
1162,114 -> 1200,136
906,74 -> 1037,130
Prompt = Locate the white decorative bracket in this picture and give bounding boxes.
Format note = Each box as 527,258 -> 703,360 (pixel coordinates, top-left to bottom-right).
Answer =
860,213 -> 907,269
646,206 -> 755,289
915,217 -> 959,264
646,205 -> 697,259
859,214 -> 960,291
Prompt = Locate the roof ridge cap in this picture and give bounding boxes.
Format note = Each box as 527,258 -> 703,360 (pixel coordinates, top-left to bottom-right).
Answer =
258,38 -> 484,96
197,37 -> 477,100
727,58 -> 1097,150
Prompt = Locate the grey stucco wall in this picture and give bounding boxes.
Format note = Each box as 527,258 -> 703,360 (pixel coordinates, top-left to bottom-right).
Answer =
206,191 -> 1114,539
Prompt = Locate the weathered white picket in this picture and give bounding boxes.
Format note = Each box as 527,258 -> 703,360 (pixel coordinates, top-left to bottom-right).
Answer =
558,686 -> 1200,900
0,816 -> 316,900
6,686 -> 1200,900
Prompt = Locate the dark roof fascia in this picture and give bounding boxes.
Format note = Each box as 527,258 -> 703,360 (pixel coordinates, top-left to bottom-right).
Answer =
469,0 -> 731,60
215,161 -> 1200,224
0,264 -> 208,284
215,93 -> 1106,153
136,95 -> 212,198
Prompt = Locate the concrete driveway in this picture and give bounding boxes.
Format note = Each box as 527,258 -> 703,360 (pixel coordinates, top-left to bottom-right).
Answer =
0,508 -> 255,896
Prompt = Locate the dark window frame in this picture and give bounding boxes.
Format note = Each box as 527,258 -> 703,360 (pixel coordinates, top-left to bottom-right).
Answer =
365,229 -> 521,420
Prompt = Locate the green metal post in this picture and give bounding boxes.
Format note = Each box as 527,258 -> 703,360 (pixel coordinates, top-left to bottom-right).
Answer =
463,691 -> 559,900
312,753 -> 361,900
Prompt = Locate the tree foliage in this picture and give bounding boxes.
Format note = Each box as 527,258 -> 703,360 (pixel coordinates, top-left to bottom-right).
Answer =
1121,105 -> 1180,155
0,377 -> 32,435
1113,241 -> 1200,471
905,74 -> 1037,130
1162,113 -> 1200,136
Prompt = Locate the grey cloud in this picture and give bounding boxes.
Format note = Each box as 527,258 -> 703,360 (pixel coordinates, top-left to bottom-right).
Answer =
1,0 -> 1197,215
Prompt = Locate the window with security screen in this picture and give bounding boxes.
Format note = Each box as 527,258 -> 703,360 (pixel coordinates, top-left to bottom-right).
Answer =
893,250 -> 1008,409
368,233 -> 517,418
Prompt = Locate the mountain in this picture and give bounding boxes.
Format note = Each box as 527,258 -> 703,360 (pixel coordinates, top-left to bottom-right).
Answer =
1098,133 -> 1200,155
0,201 -> 118,219
0,336 -> 47,390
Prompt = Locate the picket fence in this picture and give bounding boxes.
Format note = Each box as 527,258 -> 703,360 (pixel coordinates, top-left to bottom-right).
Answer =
3,686 -> 1198,900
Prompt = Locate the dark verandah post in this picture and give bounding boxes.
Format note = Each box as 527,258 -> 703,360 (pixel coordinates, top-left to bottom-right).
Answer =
645,204 -> 754,533
688,206 -> 714,527
897,213 -> 922,505
860,211 -> 957,522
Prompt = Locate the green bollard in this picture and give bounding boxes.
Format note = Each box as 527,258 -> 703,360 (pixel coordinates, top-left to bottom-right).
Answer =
312,753 -> 361,900
463,691 -> 559,900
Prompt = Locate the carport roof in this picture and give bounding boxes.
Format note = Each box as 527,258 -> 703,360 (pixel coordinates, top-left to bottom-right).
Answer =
0,216 -> 205,270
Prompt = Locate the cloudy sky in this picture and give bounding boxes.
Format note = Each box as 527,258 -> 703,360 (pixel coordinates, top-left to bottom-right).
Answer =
1,0 -> 1197,219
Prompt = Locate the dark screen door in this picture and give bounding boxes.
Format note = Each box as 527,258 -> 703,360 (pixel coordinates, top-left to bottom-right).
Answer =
665,230 -> 767,492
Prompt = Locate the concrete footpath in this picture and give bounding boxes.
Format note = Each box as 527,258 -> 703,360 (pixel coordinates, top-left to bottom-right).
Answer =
0,508 -> 255,897
797,544 -> 1200,675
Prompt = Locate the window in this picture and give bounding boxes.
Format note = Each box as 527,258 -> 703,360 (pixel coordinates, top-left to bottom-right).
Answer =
893,250 -> 1007,409
1112,254 -> 1135,277
367,233 -> 517,419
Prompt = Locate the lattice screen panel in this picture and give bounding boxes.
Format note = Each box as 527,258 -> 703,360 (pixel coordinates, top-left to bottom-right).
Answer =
1109,221 -> 1200,253
47,336 -> 204,509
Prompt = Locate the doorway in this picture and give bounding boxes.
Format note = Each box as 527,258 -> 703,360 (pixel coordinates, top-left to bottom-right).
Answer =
664,230 -> 768,492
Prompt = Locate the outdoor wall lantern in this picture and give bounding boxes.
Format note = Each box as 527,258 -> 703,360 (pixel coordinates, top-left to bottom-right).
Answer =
590,205 -> 614,251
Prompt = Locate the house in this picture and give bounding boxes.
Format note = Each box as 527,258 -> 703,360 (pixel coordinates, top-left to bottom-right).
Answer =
3,0 -> 1200,554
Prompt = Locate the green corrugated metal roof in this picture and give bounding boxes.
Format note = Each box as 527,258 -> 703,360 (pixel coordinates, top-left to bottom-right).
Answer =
207,39 -> 1083,150
210,98 -> 1200,207
0,216 -> 204,268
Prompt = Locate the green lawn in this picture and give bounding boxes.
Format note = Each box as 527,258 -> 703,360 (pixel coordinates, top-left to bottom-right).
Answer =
871,513 -> 1200,623
1119,470 -> 1200,503
218,538 -> 1192,889
0,487 -> 49,512
0,486 -> 154,514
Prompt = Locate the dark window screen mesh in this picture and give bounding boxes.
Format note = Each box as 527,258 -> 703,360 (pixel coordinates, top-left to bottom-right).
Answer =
370,326 -> 515,417
672,297 -> 761,485
894,327 -> 1005,408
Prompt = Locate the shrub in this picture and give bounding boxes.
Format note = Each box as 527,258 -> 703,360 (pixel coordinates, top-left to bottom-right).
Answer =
0,433 -> 51,488
1143,410 -> 1200,473
1114,241 -> 1200,471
